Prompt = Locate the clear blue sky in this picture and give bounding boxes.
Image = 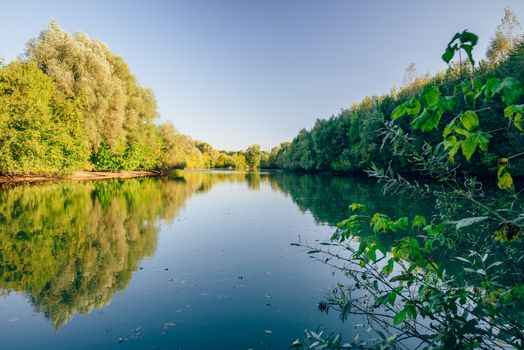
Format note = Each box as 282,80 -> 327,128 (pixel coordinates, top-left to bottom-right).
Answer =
2,1 -> 524,151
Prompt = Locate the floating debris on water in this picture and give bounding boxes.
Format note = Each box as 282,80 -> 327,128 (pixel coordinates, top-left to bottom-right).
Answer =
163,322 -> 176,331
117,327 -> 142,343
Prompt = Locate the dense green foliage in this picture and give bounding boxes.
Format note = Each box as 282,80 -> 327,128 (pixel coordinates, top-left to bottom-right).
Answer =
294,17 -> 524,350
1,21 -> 269,176
0,61 -> 88,175
271,13 -> 524,178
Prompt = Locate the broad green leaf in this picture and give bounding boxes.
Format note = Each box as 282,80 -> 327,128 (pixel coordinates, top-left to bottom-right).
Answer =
405,98 -> 421,116
492,77 -> 524,105
504,105 -> 524,131
454,127 -> 471,137
420,85 -> 440,108
483,78 -> 500,100
412,215 -> 427,228
440,95 -> 457,112
387,290 -> 397,305
395,216 -> 409,230
460,31 -> 478,45
460,110 -> 479,130
393,309 -> 407,326
461,135 -> 478,160
442,46 -> 456,63
391,104 -> 407,120
473,131 -> 491,151
370,213 -> 395,233
461,43 -> 475,66
382,258 -> 395,275
411,108 -> 443,131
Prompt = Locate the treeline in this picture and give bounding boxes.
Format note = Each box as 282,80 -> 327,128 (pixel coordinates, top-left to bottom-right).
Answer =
268,10 -> 524,176
0,21 -> 267,176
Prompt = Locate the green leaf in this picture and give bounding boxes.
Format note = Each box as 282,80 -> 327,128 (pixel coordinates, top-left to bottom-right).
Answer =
442,46 -> 456,63
511,285 -> 524,303
473,131 -> 491,152
341,302 -> 352,322
454,127 -> 471,137
405,98 -> 421,116
412,215 -> 427,228
390,274 -> 413,283
420,85 -> 440,108
440,96 -> 457,112
411,108 -> 443,131
395,217 -> 409,230
382,258 -> 395,275
460,110 -> 479,130
459,31 -> 478,46
443,135 -> 461,162
461,136 -> 478,160
391,104 -> 407,120
370,213 -> 395,233
393,309 -> 407,326
483,78 -> 500,99
461,43 -> 475,66
461,131 -> 491,160
350,203 -> 366,212
492,77 -> 524,105
387,290 -> 397,305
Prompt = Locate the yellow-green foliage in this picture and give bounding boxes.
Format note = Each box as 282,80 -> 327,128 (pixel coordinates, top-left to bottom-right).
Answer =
0,176 -> 224,328
26,21 -> 163,172
0,61 -> 88,175
0,22 -> 269,175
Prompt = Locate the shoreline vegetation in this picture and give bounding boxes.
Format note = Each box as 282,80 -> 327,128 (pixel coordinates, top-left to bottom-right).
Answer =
2,15 -> 524,180
0,170 -> 160,185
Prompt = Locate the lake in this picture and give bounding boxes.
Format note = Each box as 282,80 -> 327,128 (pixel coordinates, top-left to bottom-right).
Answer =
0,170 -> 434,349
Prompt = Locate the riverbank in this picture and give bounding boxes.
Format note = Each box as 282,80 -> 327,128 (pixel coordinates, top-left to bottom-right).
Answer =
0,170 -> 160,185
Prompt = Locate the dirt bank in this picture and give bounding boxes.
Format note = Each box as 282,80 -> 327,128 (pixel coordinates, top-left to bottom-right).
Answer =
0,170 -> 160,185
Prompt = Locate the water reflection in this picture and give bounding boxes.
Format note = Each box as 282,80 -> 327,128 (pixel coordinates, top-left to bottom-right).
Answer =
0,177 -> 208,328
0,171 -> 432,331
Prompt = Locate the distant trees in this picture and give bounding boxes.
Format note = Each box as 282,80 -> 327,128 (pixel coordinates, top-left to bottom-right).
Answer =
2,21 -> 271,176
271,9 -> 524,176
245,144 -> 261,168
486,7 -> 521,64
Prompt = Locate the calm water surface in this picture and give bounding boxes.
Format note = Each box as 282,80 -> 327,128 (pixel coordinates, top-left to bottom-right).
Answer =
0,171 -> 432,349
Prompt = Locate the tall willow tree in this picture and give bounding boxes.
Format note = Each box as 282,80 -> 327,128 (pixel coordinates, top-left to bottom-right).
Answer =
26,21 -> 160,169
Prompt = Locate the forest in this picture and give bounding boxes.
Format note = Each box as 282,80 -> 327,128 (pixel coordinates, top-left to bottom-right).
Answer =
269,9 -> 524,178
4,13 -> 523,179
292,9 -> 524,349
0,21 -> 266,176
